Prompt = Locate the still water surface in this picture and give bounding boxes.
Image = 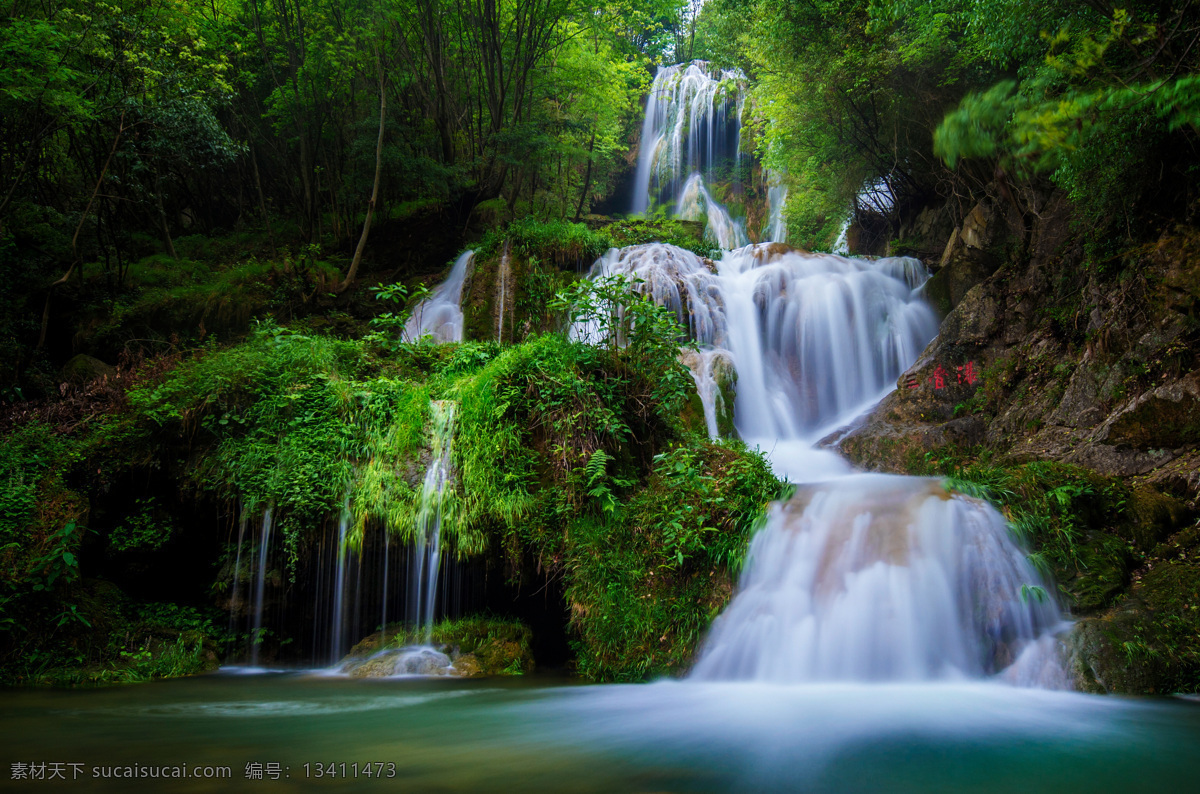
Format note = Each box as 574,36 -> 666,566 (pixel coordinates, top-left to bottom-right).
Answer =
4,671 -> 1199,791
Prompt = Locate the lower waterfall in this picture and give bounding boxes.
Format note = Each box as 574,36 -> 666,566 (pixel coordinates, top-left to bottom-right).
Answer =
690,475 -> 1069,686
586,241 -> 1070,686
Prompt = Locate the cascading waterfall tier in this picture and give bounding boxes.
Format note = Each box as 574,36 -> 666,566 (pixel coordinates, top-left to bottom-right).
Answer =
632,62 -> 748,248
689,475 -> 1070,686
587,242 -> 938,480
404,250 -> 475,343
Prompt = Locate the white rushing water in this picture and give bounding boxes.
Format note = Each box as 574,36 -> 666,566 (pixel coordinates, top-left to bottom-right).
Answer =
587,242 -> 937,479
690,475 -> 1069,685
764,170 -> 788,243
404,250 -> 475,343
581,240 -> 1071,686
676,173 -> 748,249
631,61 -> 746,248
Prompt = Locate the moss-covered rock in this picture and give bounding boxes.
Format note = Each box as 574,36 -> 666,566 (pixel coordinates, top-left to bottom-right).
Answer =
1064,532 -> 1133,614
1068,525 -> 1200,694
1102,373 -> 1200,449
340,617 -> 534,678
61,354 -> 117,385
1123,486 -> 1192,552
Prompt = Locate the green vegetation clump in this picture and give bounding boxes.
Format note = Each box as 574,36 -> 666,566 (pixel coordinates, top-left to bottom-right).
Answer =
564,440 -> 784,680
919,451 -> 1136,591
0,423 -> 90,638
477,217 -> 615,269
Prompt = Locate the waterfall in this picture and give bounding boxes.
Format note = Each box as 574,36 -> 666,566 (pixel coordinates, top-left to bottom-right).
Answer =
249,504 -> 274,666
677,173 -> 748,249
404,250 -> 475,343
689,475 -> 1068,685
409,400 -> 455,645
764,171 -> 788,243
496,243 -> 511,343
832,217 -> 851,254
586,242 -> 937,479
631,62 -> 746,248
680,348 -> 735,440
334,400 -> 460,676
329,498 -> 351,664
579,240 -> 1070,686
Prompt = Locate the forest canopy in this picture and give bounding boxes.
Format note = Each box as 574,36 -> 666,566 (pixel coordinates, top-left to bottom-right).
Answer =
5,0 -> 1200,385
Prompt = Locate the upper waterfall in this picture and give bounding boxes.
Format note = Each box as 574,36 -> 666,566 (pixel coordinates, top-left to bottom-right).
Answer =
631,62 -> 748,248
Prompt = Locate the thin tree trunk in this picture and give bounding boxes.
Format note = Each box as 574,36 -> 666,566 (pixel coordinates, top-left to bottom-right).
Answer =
339,72 -> 387,293
38,110 -> 125,349
574,129 -> 597,221
154,172 -> 178,259
251,146 -> 276,251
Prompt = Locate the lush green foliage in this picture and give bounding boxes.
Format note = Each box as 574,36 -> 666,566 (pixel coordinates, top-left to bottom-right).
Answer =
0,423 -> 88,635
692,0 -> 1200,248
564,439 -> 783,680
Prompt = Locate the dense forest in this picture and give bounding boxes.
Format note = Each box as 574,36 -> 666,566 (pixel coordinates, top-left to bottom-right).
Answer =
1,0 -> 1198,695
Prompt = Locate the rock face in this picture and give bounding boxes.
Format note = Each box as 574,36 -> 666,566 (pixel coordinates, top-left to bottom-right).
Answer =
839,190 -> 1199,491
344,646 -> 455,678
832,184 -> 1200,694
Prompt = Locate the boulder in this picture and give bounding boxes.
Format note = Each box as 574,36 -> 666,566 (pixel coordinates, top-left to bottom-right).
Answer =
1100,373 -> 1200,449
61,354 -> 116,385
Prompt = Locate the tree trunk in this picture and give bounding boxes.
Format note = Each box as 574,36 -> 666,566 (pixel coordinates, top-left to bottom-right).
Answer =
154,171 -> 178,259
38,111 -> 125,349
339,74 -> 387,293
251,146 -> 276,251
574,129 -> 597,221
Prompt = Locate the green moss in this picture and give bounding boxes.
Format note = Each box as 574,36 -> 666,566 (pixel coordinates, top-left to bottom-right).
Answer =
1070,524 -> 1200,694
1068,532 -> 1133,613
83,243 -> 344,351
477,217 -> 614,269
1124,486 -> 1192,551
604,218 -> 716,259
345,616 -> 534,676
